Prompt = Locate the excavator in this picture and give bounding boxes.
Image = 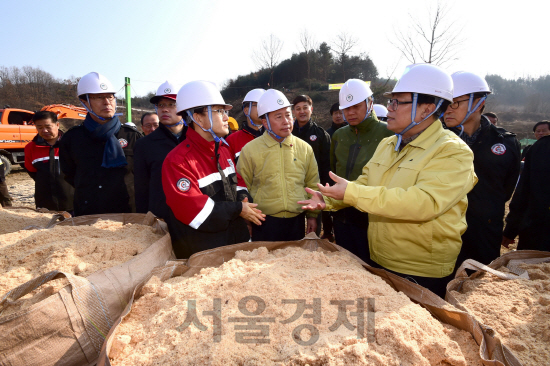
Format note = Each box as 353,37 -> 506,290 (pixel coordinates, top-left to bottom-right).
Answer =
0,104 -> 86,175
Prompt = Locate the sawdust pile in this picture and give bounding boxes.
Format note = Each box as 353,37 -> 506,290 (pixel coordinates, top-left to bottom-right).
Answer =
0,208 -> 56,235
111,247 -> 482,366
451,262 -> 550,366
0,219 -> 163,316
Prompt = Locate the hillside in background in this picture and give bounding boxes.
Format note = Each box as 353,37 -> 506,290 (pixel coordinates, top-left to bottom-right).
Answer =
1,64 -> 550,140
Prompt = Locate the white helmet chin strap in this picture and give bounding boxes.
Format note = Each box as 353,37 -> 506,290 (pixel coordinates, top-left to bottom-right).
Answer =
264,114 -> 284,140
186,106 -> 229,146
81,94 -> 123,121
341,99 -> 373,124
394,93 -> 443,151
455,93 -> 487,137
154,105 -> 186,127
244,102 -> 262,128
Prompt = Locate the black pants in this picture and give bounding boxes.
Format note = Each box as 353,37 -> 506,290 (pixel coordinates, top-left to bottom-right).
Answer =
0,179 -> 12,207
252,212 -> 306,242
333,207 -> 370,263
456,217 -> 502,267
363,256 -> 453,299
321,211 -> 333,236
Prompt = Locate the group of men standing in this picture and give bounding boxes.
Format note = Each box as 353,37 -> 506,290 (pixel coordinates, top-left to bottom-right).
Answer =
7,65 -> 549,299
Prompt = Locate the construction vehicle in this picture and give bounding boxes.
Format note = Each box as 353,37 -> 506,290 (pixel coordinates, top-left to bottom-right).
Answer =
0,104 -> 86,175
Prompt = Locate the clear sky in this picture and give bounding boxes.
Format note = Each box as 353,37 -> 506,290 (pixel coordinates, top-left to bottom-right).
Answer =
1,0 -> 548,97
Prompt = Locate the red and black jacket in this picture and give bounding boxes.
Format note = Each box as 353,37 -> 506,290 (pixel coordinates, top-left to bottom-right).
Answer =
226,124 -> 263,164
162,128 -> 251,259
24,132 -> 74,211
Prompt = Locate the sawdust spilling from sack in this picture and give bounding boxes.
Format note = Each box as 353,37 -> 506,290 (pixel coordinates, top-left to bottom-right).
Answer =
0,219 -> 163,315
111,247 -> 481,366
451,262 -> 550,366
0,208 -> 55,235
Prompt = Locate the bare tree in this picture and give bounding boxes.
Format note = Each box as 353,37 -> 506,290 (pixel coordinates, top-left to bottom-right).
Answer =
298,29 -> 317,91
391,1 -> 464,66
331,32 -> 358,81
252,34 -> 284,87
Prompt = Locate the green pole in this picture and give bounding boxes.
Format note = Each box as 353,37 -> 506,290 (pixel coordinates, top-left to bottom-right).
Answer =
125,77 -> 132,123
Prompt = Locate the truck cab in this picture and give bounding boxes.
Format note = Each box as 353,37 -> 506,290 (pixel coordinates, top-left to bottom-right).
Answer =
0,108 -> 37,175
0,105 -> 87,175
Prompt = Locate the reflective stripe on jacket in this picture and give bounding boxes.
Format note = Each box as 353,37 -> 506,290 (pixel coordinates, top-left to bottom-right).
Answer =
24,133 -> 74,211
162,128 -> 250,258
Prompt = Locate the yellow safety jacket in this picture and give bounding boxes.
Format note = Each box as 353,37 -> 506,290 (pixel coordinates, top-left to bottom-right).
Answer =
325,120 -> 477,277
237,131 -> 319,218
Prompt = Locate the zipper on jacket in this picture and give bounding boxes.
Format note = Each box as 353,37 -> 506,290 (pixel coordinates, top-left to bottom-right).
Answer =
280,142 -> 288,215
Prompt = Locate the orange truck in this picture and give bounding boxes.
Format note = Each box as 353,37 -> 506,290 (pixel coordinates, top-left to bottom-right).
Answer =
0,104 -> 86,175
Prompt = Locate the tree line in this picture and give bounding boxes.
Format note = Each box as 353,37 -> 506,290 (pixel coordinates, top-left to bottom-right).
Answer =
2,64 -> 550,126
222,34 -> 379,101
0,66 -> 81,111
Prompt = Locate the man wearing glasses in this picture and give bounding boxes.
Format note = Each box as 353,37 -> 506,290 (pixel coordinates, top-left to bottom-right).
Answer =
140,112 -> 159,136
133,81 -> 187,219
59,72 -> 142,216
327,80 -> 392,259
162,81 -> 264,259
300,64 -> 477,298
444,72 -> 520,267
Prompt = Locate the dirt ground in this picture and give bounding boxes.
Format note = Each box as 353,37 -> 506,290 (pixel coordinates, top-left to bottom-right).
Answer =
5,167 -> 35,208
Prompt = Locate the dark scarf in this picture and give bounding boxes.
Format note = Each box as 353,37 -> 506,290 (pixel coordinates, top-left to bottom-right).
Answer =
83,114 -> 127,168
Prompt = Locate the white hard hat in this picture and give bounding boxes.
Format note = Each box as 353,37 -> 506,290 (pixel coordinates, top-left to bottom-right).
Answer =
339,79 -> 373,109
373,104 -> 388,118
150,80 -> 178,104
243,88 -> 266,103
77,72 -> 116,98
388,64 -> 453,102
451,71 -> 491,98
257,89 -> 291,117
176,80 -> 232,115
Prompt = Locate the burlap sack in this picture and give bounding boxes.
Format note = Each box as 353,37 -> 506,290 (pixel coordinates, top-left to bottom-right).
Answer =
0,212 -> 175,366
97,234 -> 521,366
446,250 -> 550,366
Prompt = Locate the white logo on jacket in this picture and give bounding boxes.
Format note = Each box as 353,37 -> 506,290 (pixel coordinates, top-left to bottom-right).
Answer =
177,178 -> 191,192
491,143 -> 506,155
118,138 -> 128,148
310,135 -> 317,141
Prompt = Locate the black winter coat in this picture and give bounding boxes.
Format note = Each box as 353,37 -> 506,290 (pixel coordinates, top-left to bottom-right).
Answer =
133,123 -> 186,219
292,120 -> 331,185
503,135 -> 550,251
59,119 -> 142,216
454,117 -> 521,265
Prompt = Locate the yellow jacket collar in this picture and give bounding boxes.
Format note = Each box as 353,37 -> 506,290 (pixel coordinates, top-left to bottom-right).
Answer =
261,130 -> 294,148
387,120 -> 444,150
